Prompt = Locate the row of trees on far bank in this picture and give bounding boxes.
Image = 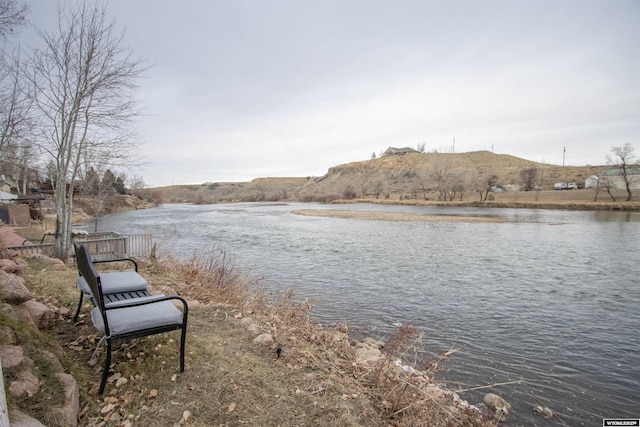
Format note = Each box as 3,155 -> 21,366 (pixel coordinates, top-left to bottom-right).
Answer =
0,0 -> 145,260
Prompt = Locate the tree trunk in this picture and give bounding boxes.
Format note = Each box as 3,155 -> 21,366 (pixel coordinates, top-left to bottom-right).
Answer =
606,189 -> 616,202
624,175 -> 632,201
53,181 -> 73,262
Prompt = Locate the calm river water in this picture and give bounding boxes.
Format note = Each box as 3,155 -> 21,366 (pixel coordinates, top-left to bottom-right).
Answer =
97,202 -> 640,426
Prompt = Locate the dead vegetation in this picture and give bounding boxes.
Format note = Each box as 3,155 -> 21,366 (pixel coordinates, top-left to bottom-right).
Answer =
6,229 -> 495,426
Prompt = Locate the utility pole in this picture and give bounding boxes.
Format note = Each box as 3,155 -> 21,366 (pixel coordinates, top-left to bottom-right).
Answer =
563,147 -> 566,167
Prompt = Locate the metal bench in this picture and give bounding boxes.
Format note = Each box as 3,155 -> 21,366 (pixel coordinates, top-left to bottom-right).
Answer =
73,241 -> 150,322
75,243 -> 188,395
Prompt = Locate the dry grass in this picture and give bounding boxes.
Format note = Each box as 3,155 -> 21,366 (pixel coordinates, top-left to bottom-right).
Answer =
354,325 -> 488,426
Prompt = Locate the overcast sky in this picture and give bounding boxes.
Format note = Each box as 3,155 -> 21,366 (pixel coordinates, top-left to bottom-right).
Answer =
25,1 -> 640,187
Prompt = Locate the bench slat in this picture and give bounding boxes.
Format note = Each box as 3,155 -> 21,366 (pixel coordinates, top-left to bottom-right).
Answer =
104,290 -> 152,304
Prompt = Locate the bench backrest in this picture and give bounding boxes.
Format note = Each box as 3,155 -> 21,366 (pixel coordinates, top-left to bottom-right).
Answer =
75,243 -> 110,332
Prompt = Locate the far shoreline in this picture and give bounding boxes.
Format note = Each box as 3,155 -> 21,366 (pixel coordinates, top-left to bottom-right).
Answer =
327,194 -> 640,212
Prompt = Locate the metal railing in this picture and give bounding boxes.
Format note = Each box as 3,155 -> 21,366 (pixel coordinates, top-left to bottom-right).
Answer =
122,233 -> 154,258
6,243 -> 55,257
8,232 -> 153,260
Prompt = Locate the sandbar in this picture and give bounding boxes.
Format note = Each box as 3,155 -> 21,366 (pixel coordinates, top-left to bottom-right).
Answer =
292,209 -> 515,223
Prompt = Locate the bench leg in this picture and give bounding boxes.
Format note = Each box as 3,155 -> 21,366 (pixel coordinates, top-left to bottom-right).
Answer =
73,290 -> 84,322
99,338 -> 112,395
179,325 -> 186,372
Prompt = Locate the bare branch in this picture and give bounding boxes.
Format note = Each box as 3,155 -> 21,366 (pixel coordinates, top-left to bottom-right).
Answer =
0,0 -> 28,38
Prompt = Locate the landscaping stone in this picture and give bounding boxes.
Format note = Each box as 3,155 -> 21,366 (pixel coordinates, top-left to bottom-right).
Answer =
0,325 -> 15,344
9,409 -> 46,427
0,259 -> 27,276
0,271 -> 32,303
253,333 -> 274,346
247,323 -> 261,336
51,373 -> 79,427
39,350 -> 64,373
0,345 -> 31,370
8,369 -> 40,397
21,300 -> 55,330
0,303 -> 17,321
14,258 -> 28,275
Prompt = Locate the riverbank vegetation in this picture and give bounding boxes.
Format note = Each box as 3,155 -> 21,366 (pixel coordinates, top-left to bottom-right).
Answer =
3,225 -> 496,426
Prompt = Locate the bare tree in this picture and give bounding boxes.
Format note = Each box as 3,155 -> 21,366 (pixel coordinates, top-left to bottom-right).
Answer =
0,0 -> 28,38
424,157 -> 467,201
416,141 -> 426,153
360,180 -> 369,198
592,175 -> 616,202
519,167 -> 540,191
519,167 -> 545,200
369,179 -> 384,199
427,158 -> 454,201
447,174 -> 465,201
0,1 -> 31,156
473,170 -> 498,201
0,55 -> 36,194
0,137 -> 32,192
414,167 -> 431,200
607,143 -> 637,201
27,2 -> 146,260
82,164 -> 118,232
0,54 -> 33,154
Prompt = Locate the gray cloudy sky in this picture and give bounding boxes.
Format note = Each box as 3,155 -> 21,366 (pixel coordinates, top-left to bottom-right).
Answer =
26,1 -> 639,186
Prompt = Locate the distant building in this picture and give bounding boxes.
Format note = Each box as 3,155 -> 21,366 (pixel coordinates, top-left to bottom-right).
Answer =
383,147 -> 419,156
599,168 -> 640,190
585,175 -> 599,189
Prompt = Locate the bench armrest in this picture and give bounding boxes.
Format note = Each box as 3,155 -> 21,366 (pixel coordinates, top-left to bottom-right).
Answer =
104,294 -> 188,311
92,257 -> 139,272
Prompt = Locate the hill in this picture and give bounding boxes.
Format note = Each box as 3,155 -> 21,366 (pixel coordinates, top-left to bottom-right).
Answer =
137,151 -> 613,205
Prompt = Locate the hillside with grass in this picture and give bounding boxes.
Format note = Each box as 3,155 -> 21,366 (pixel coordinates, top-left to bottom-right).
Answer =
136,151 -> 612,205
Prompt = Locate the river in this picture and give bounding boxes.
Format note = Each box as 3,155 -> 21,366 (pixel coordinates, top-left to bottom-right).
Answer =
97,202 -> 640,426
